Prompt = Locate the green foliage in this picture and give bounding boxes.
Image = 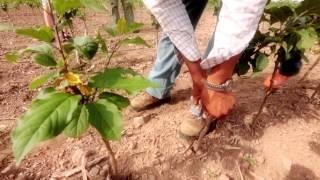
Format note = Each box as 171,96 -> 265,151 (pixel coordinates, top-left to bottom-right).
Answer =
236,0 -> 320,76
254,53 -> 269,72
5,52 -> 19,63
99,92 -> 130,110
29,71 -> 59,90
87,99 -> 122,140
24,43 -> 57,67
296,0 -> 320,16
120,37 -> 150,47
5,0 -> 154,166
89,68 -> 157,94
12,90 -> 81,164
16,27 -> 54,43
64,105 -> 89,138
106,18 -> 144,36
72,36 -> 99,60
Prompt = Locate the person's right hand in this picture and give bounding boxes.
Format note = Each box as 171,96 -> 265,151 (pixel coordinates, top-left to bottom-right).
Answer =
264,70 -> 290,89
201,86 -> 236,118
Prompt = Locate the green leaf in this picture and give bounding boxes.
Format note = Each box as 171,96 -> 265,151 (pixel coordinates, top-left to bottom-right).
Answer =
236,59 -> 251,76
295,0 -> 320,16
0,23 -> 15,31
5,52 -> 19,63
80,0 -> 106,11
105,18 -> 140,36
86,99 -> 122,140
24,43 -> 54,56
16,26 -> 54,42
127,22 -> 144,33
254,53 -> 269,72
52,0 -> 83,16
62,42 -> 75,54
96,33 -> 108,54
120,37 -> 150,47
265,6 -> 294,24
99,92 -> 130,110
64,105 -> 89,138
116,18 -> 128,35
296,28 -> 318,51
105,27 -> 117,37
72,36 -> 99,60
23,43 -> 57,66
11,91 -> 81,164
29,71 -> 59,90
89,68 -> 158,94
33,53 -> 57,67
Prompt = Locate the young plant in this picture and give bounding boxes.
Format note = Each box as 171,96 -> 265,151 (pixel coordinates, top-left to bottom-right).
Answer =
234,0 -> 320,127
1,0 -> 155,175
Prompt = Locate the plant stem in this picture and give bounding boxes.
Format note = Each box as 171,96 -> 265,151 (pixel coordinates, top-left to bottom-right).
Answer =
106,40 -> 121,68
47,0 -> 68,72
102,138 -> 118,175
299,56 -> 320,82
252,59 -> 280,126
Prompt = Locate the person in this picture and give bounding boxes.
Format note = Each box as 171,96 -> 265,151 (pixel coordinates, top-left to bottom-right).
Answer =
131,0 -> 271,137
110,0 -> 135,24
41,0 -> 54,28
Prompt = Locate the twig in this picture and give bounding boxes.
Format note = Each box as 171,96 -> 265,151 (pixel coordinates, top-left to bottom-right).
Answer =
299,56 -> 320,82
106,41 -> 121,68
51,156 -> 107,178
252,60 -> 280,127
102,139 -> 118,175
236,161 -> 244,180
47,0 -> 68,72
183,118 -> 215,154
80,155 -> 88,180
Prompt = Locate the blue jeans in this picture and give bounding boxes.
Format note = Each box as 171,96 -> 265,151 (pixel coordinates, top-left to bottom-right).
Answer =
146,0 -> 212,99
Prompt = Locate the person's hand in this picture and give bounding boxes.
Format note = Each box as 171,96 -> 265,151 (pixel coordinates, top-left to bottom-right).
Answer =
264,70 -> 290,89
181,56 -> 206,104
201,54 -> 240,118
201,87 -> 235,118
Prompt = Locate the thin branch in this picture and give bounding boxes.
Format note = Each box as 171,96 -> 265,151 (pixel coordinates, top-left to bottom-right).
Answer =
47,0 -> 68,72
106,40 -> 121,68
252,59 -> 280,126
102,138 -> 118,175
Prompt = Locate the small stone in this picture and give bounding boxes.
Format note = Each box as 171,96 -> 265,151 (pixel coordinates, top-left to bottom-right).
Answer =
133,116 -> 146,128
89,166 -> 100,177
130,142 -> 138,150
72,149 -> 84,165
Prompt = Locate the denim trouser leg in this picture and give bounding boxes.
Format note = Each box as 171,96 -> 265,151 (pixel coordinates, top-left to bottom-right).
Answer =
146,0 -> 208,99
146,35 -> 181,99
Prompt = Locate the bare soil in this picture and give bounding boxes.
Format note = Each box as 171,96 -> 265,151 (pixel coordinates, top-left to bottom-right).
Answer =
1,7 -> 320,180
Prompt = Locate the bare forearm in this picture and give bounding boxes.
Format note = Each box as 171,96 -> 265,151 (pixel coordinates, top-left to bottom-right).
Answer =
207,54 -> 241,84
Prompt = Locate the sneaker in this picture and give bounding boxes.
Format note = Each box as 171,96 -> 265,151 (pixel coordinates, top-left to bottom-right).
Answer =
131,92 -> 171,111
179,116 -> 205,137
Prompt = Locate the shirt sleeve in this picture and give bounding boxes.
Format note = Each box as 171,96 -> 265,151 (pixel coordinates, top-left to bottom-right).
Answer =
200,0 -> 268,69
143,0 -> 201,62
